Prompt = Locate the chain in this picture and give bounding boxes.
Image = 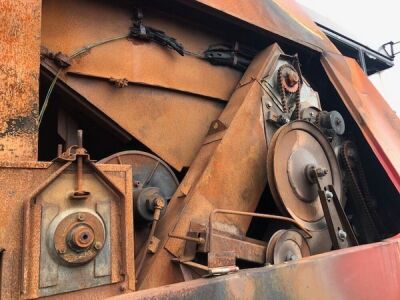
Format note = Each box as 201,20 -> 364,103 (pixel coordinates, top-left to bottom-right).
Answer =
277,65 -> 288,113
294,87 -> 301,120
340,141 -> 381,241
277,64 -> 301,117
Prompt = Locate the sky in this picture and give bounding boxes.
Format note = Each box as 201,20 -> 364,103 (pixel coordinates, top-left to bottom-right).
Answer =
297,0 -> 400,115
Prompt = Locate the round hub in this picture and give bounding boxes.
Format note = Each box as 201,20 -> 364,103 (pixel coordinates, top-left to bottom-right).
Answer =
287,148 -> 319,202
134,187 -> 166,223
52,211 -> 105,265
267,121 -> 342,232
68,224 -> 95,251
266,230 -> 310,264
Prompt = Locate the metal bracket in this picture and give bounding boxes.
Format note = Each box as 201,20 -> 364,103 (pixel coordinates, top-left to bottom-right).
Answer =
311,167 -> 358,249
382,41 -> 400,59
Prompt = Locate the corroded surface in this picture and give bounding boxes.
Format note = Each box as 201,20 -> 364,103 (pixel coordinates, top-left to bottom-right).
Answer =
136,45 -> 281,290
109,237 -> 400,300
191,0 -> 337,53
322,54 -> 400,192
0,0 -> 41,160
0,162 -> 133,299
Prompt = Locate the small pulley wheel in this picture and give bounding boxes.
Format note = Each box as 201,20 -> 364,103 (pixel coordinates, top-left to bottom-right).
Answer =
266,229 -> 310,264
267,121 -> 343,232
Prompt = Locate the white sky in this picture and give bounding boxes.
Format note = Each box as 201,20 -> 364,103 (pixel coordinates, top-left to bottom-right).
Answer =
297,0 -> 400,115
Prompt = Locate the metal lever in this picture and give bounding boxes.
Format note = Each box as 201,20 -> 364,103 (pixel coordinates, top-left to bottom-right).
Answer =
71,130 -> 90,200
308,165 -> 358,249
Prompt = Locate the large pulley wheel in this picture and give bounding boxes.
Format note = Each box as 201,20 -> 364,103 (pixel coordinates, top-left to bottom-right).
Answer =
98,150 -> 179,202
267,121 -> 342,232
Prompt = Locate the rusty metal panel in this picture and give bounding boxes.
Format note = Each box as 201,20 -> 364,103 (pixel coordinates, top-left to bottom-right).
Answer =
0,162 -> 133,299
58,76 -> 224,171
189,0 -> 339,54
136,44 -> 282,290
322,53 -> 400,192
190,0 -> 400,191
0,0 -> 41,161
40,0 -> 248,171
109,237 -> 400,300
41,0 -> 242,101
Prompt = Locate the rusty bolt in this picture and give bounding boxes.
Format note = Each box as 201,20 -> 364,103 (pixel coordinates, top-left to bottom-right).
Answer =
77,213 -> 85,221
315,167 -> 328,178
154,197 -> 165,209
57,247 -> 66,254
120,284 -> 127,292
94,241 -> 103,250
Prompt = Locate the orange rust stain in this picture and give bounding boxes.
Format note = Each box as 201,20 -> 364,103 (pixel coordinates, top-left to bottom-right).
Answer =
0,0 -> 41,161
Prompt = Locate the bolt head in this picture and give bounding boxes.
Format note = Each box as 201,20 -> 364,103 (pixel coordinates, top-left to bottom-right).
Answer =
57,248 -> 66,254
77,213 -> 85,221
338,229 -> 347,241
266,102 -> 272,109
325,191 -> 333,200
154,197 -> 164,208
94,241 -> 102,250
120,284 -> 127,292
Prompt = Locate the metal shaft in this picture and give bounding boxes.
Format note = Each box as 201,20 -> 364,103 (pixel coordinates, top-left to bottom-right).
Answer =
76,130 -> 83,194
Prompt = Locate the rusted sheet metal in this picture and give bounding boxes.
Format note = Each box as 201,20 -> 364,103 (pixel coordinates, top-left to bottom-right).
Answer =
188,0 -> 339,54
0,162 -> 133,299
58,75 -> 224,171
109,237 -> 400,300
136,44 -> 282,289
0,0 -> 41,161
322,53 -> 400,192
40,0 -> 245,170
191,0 -> 400,191
41,0 -> 241,101
0,162 -> 53,299
211,233 -> 267,265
